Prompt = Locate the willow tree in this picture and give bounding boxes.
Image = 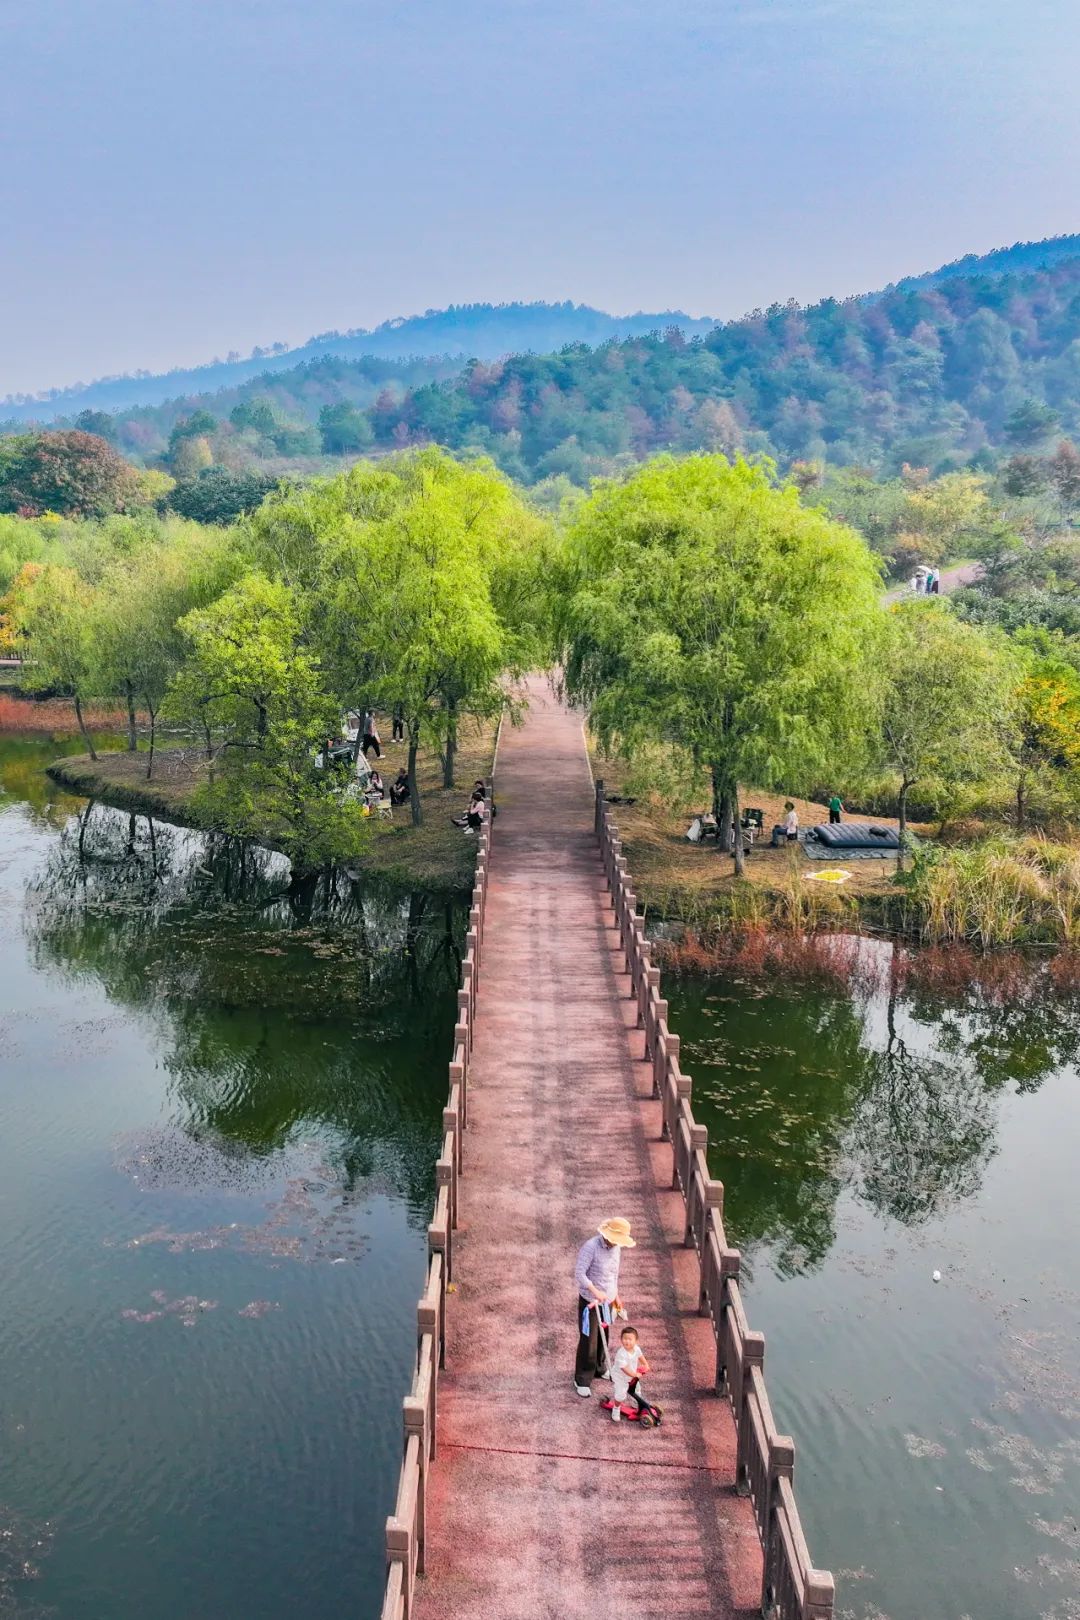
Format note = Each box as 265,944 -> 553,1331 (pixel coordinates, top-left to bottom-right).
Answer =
248,448 -> 551,820
879,602 -> 1018,861
168,573 -> 371,876
558,455 -> 883,874
9,564 -> 103,758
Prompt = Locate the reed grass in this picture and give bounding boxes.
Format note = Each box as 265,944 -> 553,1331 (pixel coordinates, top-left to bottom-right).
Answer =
903,836 -> 1080,946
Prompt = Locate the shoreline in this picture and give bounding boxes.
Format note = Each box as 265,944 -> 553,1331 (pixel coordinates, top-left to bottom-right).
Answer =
46,724 -> 498,893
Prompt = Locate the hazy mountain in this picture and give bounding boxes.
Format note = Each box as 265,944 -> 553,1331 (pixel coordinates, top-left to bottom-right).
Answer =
889,233 -> 1080,294
1,302 -> 716,424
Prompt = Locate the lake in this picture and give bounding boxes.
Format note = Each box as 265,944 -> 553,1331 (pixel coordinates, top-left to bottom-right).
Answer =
667,946 -> 1080,1620
0,737 -> 464,1620
3,734 -> 1077,1619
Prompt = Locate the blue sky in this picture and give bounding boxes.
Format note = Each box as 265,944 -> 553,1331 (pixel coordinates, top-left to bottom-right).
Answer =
2,0 -> 1078,396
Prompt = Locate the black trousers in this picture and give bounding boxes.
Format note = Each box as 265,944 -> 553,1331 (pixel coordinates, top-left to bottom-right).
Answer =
575,1296 -> 609,1383
829,808 -> 841,824
392,717 -> 405,741
362,734 -> 381,758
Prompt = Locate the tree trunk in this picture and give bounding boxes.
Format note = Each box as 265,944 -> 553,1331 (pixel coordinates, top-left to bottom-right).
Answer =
125,682 -> 138,752
1016,770 -> 1026,831
407,734 -> 422,826
145,707 -> 157,780
73,693 -> 97,761
711,765 -> 732,852
77,799 -> 92,861
897,781 -> 910,872
731,783 -> 746,877
442,700 -> 458,790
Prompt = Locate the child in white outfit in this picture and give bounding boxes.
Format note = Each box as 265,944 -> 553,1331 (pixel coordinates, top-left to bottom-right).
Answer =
610,1325 -> 651,1421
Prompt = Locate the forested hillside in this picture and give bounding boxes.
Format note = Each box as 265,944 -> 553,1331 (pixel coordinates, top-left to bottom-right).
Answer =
1,302 -> 715,424
891,233 -> 1080,294
357,256 -> 1080,483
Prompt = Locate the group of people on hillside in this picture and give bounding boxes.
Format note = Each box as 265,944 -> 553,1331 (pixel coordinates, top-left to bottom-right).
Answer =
912,566 -> 942,595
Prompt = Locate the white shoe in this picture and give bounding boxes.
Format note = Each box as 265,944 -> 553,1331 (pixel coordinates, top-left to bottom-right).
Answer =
611,1406 -> 621,1422
575,1383 -> 591,1398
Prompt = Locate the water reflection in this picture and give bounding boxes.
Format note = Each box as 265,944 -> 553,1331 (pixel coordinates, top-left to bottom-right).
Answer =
22,800 -> 464,1209
669,943 -> 1080,1274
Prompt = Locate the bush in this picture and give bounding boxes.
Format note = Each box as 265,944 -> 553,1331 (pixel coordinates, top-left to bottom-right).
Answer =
167,468 -> 279,524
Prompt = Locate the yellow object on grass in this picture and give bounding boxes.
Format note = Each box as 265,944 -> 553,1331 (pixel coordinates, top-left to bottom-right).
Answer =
805,869 -> 852,883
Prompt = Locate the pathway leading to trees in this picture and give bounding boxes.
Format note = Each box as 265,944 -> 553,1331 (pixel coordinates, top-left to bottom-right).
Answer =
412,678 -> 761,1620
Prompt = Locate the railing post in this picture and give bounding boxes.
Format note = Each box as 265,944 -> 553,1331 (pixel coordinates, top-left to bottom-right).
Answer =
803,1570 -> 836,1620
417,1295 -> 439,1454
385,1519 -> 412,1618
760,1433 -> 795,1615
652,1017 -> 672,1097
594,778 -> 604,836
684,1126 -> 708,1246
699,1179 -> 724,1314
716,1251 -> 741,1393
403,1396 -> 428,1576
736,1331 -> 766,1495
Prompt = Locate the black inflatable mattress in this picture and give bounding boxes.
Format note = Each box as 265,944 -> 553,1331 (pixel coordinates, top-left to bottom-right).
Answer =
812,822 -> 899,849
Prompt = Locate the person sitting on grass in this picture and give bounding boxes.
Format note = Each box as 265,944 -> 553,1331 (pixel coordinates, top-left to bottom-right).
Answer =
389,768 -> 410,807
784,801 -> 799,842
367,769 -> 384,801
451,786 -> 486,830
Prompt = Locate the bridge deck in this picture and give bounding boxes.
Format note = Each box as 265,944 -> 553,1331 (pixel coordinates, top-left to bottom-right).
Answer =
413,681 -> 761,1620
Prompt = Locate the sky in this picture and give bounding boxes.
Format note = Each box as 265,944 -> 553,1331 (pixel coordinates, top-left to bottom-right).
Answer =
1,0 -> 1079,397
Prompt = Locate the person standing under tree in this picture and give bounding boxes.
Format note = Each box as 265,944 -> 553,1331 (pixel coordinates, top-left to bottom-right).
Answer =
573,1217 -> 635,1396
361,709 -> 381,759
828,793 -> 843,824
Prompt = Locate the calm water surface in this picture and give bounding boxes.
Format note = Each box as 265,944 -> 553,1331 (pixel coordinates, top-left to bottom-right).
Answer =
667,954 -> 1080,1620
0,737 -> 462,1619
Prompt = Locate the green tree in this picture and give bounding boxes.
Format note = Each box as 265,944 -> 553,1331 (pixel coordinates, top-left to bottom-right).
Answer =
1011,651 -> 1080,827
95,530 -> 237,775
879,602 -> 1016,861
319,402 -> 374,455
1004,397 -> 1059,449
249,449 -> 548,818
168,573 -> 371,873
73,409 -> 117,441
167,467 -> 278,524
558,455 -> 883,874
0,431 -> 139,518
10,564 -> 103,756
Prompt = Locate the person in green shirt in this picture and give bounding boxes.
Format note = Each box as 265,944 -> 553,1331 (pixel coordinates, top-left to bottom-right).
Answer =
828,794 -> 843,825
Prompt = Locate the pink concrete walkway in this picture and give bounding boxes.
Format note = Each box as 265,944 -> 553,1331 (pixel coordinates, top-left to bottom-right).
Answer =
413,680 -> 761,1620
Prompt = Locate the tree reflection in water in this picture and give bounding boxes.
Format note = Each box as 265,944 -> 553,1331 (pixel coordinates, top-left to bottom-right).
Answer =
668,940 -> 1080,1275
23,802 -> 465,1213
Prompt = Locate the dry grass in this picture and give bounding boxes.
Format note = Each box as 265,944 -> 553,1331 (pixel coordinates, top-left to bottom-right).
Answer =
47,711 -> 499,892
590,742 -> 933,922
0,693 -> 135,733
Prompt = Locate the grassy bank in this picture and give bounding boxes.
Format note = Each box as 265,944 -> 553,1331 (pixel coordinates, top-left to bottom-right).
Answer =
593,746 -> 1080,946
592,746 -> 912,930
48,716 -> 498,892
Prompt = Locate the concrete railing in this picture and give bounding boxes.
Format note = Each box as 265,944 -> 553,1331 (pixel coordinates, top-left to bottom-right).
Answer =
380,811 -> 492,1620
594,780 -> 835,1620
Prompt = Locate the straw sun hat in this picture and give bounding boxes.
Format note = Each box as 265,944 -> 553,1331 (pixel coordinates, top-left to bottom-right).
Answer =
598,1217 -> 636,1247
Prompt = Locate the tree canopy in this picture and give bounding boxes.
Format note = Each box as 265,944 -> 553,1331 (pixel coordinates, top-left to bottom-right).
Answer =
559,454 -> 883,870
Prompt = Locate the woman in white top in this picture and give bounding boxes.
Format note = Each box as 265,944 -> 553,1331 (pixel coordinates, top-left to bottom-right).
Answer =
783,802 -> 799,841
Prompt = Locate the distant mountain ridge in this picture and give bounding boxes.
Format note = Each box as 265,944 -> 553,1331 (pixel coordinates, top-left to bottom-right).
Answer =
891,232 -> 1080,294
1,301 -> 716,423
6,236 -> 1078,425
